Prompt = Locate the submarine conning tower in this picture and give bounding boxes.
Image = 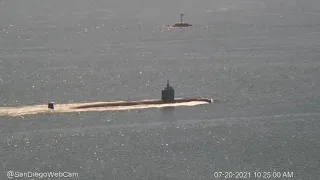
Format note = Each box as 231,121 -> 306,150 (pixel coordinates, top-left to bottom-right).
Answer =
161,80 -> 175,103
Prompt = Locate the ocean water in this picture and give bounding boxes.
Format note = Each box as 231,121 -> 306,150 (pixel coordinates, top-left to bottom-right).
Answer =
0,0 -> 319,179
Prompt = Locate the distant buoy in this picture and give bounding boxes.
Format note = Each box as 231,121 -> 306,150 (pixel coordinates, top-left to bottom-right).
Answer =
172,14 -> 193,27
48,102 -> 54,109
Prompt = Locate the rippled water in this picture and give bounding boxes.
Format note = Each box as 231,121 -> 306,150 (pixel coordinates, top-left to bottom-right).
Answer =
0,0 -> 319,179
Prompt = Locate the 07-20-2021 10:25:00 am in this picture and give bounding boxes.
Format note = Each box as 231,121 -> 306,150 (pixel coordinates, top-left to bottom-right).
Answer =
213,171 -> 294,179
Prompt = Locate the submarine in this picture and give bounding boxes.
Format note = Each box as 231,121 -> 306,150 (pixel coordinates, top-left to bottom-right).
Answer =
172,14 -> 193,27
48,80 -> 213,110
0,80 -> 216,117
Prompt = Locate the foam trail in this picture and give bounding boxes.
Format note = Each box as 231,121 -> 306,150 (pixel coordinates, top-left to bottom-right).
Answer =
0,99 -> 212,117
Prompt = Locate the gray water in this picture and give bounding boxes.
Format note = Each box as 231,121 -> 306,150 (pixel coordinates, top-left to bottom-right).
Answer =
0,0 -> 319,179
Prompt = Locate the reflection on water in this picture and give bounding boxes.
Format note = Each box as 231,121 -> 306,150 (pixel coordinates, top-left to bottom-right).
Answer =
159,107 -> 175,122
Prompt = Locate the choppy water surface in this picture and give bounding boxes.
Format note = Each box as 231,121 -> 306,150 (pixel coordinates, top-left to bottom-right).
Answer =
0,0 -> 319,179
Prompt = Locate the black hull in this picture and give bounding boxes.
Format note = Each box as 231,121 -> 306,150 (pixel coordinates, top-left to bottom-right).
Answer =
73,98 -> 213,109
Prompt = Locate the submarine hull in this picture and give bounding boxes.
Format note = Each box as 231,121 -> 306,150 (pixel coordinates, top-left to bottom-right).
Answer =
73,98 -> 213,109
0,98 -> 215,117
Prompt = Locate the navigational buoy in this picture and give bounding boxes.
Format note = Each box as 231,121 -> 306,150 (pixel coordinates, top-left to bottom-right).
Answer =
172,14 -> 193,27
